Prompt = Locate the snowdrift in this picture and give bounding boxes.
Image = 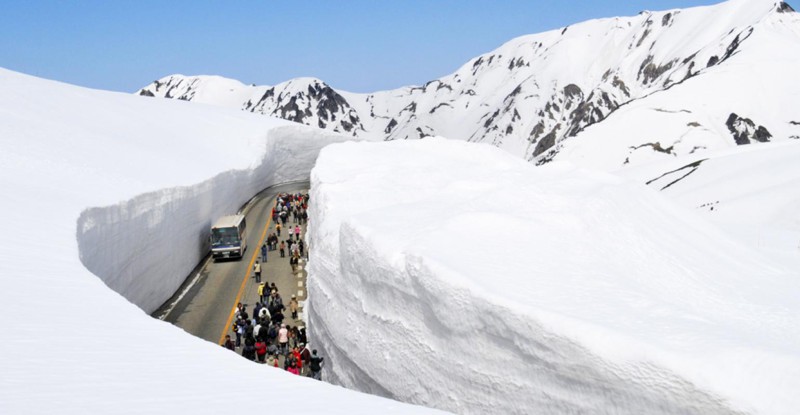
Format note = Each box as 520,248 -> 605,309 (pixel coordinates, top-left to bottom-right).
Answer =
0,68 -> 444,414
307,138 -> 800,414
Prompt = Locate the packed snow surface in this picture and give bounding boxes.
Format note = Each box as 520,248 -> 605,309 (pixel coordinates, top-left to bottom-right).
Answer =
307,138 -> 800,414
0,68 -> 445,414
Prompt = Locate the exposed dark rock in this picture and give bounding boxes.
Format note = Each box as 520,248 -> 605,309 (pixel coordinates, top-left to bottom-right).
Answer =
755,126 -> 772,142
528,121 -> 546,142
790,121 -> 800,125
429,103 -> 453,114
533,127 -> 559,157
631,141 -> 674,154
385,118 -> 398,134
639,55 -> 675,85
662,12 -> 673,26
726,113 -> 772,145
612,76 -> 631,97
777,2 -> 795,13
707,55 -> 720,67
637,28 -> 651,47
318,119 -> 326,129
687,122 -> 701,127
138,89 -> 155,97
400,102 -> 417,115
646,159 -> 707,190
561,26 -> 569,35
508,57 -> 528,70
505,125 -> 513,135
563,84 -> 583,101
484,110 -> 500,128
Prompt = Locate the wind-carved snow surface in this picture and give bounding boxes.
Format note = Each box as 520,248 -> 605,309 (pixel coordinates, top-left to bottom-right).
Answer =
307,139 -> 800,415
138,0 -> 800,170
0,68 -> 445,414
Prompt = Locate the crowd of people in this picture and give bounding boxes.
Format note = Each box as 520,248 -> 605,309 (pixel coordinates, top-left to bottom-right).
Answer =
221,192 -> 325,380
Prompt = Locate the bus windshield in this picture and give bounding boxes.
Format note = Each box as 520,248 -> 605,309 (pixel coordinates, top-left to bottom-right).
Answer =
211,227 -> 241,247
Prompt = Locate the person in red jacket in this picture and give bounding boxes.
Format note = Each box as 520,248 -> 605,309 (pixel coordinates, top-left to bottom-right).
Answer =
291,347 -> 303,372
255,339 -> 267,363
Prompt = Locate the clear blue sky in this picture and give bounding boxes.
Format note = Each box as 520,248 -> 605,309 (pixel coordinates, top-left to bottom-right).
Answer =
1,1 -> 722,93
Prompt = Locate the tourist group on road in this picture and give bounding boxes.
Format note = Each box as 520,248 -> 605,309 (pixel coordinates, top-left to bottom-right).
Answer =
222,192 -> 324,380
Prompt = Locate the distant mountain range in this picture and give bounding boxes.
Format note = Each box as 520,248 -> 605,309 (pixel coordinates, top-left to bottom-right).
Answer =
137,0 -> 800,170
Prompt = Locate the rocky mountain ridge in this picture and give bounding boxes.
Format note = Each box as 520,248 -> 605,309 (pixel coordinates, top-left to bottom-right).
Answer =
137,0 -> 800,169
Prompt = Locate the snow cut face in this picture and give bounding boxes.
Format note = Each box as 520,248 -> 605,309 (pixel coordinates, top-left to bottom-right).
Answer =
306,138 -> 800,415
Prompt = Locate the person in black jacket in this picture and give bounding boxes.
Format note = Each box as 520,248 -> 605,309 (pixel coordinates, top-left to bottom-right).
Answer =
242,335 -> 256,361
308,350 -> 324,380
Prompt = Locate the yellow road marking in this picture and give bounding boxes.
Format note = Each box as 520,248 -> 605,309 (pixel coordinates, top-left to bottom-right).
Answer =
218,198 -> 274,345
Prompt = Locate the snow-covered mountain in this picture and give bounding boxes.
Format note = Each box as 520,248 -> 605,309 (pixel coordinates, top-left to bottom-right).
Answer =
137,0 -> 800,169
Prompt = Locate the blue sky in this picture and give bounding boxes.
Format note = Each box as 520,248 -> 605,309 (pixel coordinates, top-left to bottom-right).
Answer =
1,1 -> 721,93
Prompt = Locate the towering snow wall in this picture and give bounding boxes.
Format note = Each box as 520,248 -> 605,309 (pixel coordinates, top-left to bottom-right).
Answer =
76,126 -> 345,314
0,68 -> 444,414
306,138 -> 800,414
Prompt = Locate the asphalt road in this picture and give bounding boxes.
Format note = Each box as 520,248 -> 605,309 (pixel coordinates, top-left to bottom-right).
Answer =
153,181 -> 310,345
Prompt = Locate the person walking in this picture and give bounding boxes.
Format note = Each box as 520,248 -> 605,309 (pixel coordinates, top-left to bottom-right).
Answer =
300,343 -> 311,375
278,324 -> 289,355
261,242 -> 268,262
267,354 -> 278,367
222,335 -> 235,351
234,317 -> 245,347
276,223 -> 282,236
288,226 -> 294,241
287,360 -> 300,375
308,350 -> 324,380
258,282 -> 267,304
294,225 -> 301,239
279,241 -> 285,258
253,261 -> 262,283
289,295 -> 299,320
242,335 -> 256,361
255,339 -> 267,363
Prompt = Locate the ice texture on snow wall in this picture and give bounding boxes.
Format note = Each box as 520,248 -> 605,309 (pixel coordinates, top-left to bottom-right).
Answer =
306,139 -> 800,415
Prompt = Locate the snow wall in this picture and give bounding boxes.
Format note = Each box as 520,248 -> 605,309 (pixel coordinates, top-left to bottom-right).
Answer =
76,125 -> 343,314
0,68 -> 445,414
306,138 -> 800,415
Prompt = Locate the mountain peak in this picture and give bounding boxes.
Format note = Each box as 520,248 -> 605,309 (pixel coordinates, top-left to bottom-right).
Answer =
137,0 -> 800,169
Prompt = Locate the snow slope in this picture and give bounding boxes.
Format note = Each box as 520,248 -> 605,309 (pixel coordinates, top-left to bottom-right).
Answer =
620,140 -> 800,267
307,138 -> 800,414
138,0 -> 800,169
0,68 -> 445,414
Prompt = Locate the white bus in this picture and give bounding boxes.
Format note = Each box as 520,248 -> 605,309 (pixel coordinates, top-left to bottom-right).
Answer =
210,214 -> 247,260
